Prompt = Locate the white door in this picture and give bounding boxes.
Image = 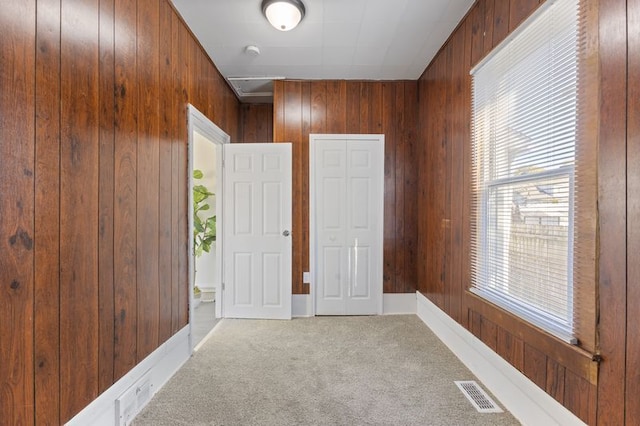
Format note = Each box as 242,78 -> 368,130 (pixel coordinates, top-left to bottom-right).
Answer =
311,135 -> 384,315
223,143 -> 292,319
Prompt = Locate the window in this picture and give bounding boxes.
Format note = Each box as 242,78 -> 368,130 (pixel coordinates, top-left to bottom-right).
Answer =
470,0 -> 580,343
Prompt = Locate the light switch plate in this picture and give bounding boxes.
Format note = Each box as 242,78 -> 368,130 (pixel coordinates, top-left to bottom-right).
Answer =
303,272 -> 310,283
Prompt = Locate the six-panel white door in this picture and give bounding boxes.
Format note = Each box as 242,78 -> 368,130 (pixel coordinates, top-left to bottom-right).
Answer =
311,135 -> 384,315
223,143 -> 292,319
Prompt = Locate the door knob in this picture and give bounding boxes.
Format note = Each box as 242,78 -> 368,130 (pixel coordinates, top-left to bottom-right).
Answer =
282,230 -> 290,237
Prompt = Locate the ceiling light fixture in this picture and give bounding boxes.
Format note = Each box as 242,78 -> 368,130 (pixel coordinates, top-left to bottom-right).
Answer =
261,0 -> 305,32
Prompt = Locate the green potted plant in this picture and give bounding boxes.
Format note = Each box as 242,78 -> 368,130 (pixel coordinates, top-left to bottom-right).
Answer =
193,169 -> 216,303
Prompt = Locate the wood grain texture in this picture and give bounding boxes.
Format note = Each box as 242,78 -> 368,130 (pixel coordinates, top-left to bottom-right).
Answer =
157,0 -> 174,345
597,0 -> 628,424
136,0 -> 161,361
418,0 -> 606,420
565,369 -> 595,424
98,0 -> 116,395
170,7 -> 184,334
59,0 -> 101,420
177,20 -> 191,329
239,104 -> 274,142
492,0 -> 510,47
273,80 -> 418,295
460,13 -> 473,332
480,317 -> 498,351
113,0 -> 139,381
401,83 -> 418,295
469,1 -> 485,67
483,0 -> 495,53
426,54 -> 447,308
627,0 -> 640,423
508,0 -> 540,31
546,358 -> 565,404
442,44 -> 453,315
35,0 -> 61,422
0,1 -> 36,424
417,76 -> 429,303
1,0 -> 240,421
449,28 -> 466,324
467,293 -> 594,383
523,343 -> 547,389
382,82 -> 397,294
496,327 -> 524,371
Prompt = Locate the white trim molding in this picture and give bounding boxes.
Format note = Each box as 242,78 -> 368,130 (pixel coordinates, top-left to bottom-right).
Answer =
65,326 -> 191,426
292,293 -> 416,317
382,293 -> 416,315
415,292 -> 586,426
292,294 -> 313,317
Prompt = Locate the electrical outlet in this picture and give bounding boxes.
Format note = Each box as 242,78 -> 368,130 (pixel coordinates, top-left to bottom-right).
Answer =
303,272 -> 310,283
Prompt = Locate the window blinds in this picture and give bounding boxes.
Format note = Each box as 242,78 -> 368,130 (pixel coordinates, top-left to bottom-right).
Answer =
470,0 -> 580,343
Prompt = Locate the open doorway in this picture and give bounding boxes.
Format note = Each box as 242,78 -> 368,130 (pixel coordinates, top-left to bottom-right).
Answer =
187,105 -> 228,350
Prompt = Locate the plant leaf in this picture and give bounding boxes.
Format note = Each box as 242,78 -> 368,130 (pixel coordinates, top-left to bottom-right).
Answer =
193,169 -> 204,179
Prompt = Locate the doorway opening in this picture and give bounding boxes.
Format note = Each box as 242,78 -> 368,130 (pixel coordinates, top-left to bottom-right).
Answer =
187,105 -> 229,350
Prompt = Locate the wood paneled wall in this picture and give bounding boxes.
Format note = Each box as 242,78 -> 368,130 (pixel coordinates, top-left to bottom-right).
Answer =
273,80 -> 418,295
0,0 -> 239,423
418,0 -> 639,423
238,104 -> 274,143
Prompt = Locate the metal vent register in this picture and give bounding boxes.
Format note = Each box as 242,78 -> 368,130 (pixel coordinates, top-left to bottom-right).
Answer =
454,381 -> 503,413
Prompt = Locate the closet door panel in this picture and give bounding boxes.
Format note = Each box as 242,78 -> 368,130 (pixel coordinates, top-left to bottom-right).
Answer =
312,135 -> 384,315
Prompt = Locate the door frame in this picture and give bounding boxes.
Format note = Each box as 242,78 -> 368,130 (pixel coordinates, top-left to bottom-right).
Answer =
309,134 -> 385,316
187,105 -> 229,351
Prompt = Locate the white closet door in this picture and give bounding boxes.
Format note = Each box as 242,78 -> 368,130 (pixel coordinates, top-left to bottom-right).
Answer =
311,135 -> 384,315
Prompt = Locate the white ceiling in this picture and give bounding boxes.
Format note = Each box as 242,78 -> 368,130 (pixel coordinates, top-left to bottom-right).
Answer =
171,0 -> 474,102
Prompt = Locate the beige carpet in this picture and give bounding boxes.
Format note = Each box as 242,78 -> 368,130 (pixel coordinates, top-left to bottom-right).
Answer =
134,315 -> 520,426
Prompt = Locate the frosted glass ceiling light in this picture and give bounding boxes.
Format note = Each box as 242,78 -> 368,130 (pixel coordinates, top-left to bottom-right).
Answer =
262,0 -> 305,31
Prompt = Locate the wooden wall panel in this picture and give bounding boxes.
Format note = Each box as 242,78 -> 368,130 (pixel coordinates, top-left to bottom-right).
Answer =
136,0 -> 161,361
273,80 -> 418,294
59,0 -> 101,419
546,359 -> 566,404
523,344 -> 547,389
627,0 -> 640,422
469,1 -> 486,66
35,0 -> 61,422
113,0 -> 139,382
496,328 -> 524,370
177,19 -> 191,329
509,0 -> 541,31
0,0 -> 240,422
282,81 -> 304,294
417,0 -> 628,422
170,8 -> 184,334
400,82 -> 418,294
382,83 -> 397,294
157,0 -> 174,346
238,104 -> 274,142
98,0 -> 116,394
596,0 -> 628,424
492,0 -> 510,46
0,1 -> 36,424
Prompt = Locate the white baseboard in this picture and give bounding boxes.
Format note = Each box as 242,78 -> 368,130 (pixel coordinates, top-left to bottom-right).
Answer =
383,293 -> 416,314
292,294 -> 313,317
292,293 -> 417,317
415,292 -> 586,426
66,325 -> 191,426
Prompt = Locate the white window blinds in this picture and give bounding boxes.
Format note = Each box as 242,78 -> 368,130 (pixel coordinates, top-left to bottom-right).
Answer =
470,0 -> 579,343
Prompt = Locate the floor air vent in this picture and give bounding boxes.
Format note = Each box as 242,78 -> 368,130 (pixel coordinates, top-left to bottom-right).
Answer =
454,380 -> 503,413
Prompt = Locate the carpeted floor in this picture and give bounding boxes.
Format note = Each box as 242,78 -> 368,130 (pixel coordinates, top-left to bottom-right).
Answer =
134,315 -> 520,426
